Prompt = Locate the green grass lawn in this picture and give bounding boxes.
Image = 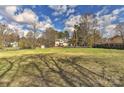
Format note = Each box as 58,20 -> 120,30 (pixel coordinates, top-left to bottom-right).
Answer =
0,48 -> 124,58
0,48 -> 124,87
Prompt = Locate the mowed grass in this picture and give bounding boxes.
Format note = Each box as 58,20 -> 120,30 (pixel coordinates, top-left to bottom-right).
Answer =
0,48 -> 124,58
0,48 -> 124,87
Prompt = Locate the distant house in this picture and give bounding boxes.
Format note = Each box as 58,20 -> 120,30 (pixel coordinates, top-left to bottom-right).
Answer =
41,45 -> 45,48
55,38 -> 68,47
109,35 -> 123,44
93,35 -> 124,49
94,35 -> 123,44
10,42 -> 19,48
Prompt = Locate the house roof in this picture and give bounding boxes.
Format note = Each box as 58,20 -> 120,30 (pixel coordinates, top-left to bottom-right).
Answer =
110,35 -> 121,40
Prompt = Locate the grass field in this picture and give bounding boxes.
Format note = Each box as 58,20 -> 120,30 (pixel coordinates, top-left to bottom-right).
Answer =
0,48 -> 124,87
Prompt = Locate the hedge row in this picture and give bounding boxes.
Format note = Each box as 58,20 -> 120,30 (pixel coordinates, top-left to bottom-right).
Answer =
93,43 -> 124,49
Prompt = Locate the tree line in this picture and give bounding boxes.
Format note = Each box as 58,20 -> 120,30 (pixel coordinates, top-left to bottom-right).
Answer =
0,24 -> 69,49
0,13 -> 124,49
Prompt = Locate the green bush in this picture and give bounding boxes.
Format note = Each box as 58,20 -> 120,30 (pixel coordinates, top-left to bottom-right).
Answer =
19,39 -> 32,49
0,44 -> 2,49
19,39 -> 35,49
0,42 -> 3,49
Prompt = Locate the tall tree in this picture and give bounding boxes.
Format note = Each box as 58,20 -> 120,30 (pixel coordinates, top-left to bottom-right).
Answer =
32,22 -> 38,48
72,13 -> 99,47
115,23 -> 124,45
57,31 -> 69,39
25,31 -> 35,48
64,31 -> 69,39
0,24 -> 8,48
42,28 -> 58,47
57,32 -> 65,39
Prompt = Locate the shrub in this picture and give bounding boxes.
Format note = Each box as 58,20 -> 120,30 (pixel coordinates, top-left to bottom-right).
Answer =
0,42 -> 3,49
19,39 -> 32,49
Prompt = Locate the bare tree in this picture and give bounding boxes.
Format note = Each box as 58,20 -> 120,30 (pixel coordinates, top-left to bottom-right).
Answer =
28,22 -> 40,48
115,23 -> 124,45
0,23 -> 8,48
72,13 -> 100,47
72,25 -> 79,47
32,22 -> 37,48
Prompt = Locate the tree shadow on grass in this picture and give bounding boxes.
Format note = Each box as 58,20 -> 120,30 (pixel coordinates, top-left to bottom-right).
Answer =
0,57 -> 28,86
56,57 -> 117,86
35,55 -> 114,87
0,54 -> 122,87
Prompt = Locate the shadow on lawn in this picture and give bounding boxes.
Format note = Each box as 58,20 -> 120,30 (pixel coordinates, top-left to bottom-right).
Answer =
0,54 -> 123,87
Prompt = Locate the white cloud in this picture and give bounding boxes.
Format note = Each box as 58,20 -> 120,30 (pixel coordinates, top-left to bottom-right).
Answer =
96,14 -> 117,28
0,6 -> 55,37
95,7 -> 124,37
112,7 -> 124,15
105,24 -> 116,32
49,5 -> 67,16
37,16 -> 53,31
111,7 -> 124,23
13,9 -> 38,24
0,6 -> 17,21
5,6 -> 17,15
64,26 -> 75,32
65,15 -> 81,27
66,8 -> 75,16
96,10 -> 116,24
38,21 -> 53,31
43,15 -> 52,24
54,18 -> 59,21
64,15 -> 81,32
96,7 -> 124,26
0,6 -> 53,35
0,6 -> 38,24
48,5 -> 77,16
54,28 -> 62,32
96,6 -> 109,17
96,15 -> 116,37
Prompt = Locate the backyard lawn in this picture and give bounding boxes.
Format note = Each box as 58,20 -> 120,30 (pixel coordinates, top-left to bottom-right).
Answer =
0,48 -> 124,87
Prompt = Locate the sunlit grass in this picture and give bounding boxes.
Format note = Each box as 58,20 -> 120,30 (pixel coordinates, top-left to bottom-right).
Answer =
0,48 -> 124,58
0,48 -> 124,86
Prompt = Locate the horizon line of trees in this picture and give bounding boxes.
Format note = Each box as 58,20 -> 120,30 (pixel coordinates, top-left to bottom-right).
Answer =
0,13 -> 124,49
0,24 -> 70,49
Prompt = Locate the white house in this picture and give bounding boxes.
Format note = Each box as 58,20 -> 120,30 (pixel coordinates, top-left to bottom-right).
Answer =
55,38 -> 68,47
41,45 -> 45,48
10,42 -> 19,49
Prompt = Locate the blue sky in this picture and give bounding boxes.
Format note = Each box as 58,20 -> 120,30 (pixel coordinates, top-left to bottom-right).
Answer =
0,5 -> 124,37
